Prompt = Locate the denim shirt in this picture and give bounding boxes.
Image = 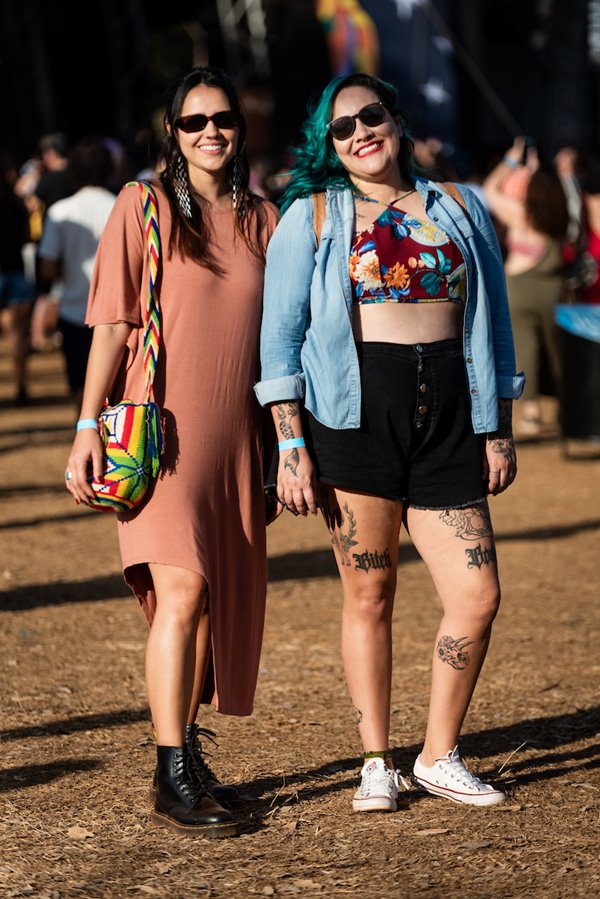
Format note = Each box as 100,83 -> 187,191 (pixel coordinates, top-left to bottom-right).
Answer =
255,179 -> 525,433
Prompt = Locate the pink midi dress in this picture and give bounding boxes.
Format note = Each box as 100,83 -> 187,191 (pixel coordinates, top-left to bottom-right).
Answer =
86,183 -> 278,715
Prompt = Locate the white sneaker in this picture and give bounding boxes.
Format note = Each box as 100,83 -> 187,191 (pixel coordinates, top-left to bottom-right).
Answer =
352,757 -> 399,813
413,746 -> 505,806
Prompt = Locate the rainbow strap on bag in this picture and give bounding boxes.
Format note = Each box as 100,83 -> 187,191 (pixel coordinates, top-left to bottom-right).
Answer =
87,181 -> 163,513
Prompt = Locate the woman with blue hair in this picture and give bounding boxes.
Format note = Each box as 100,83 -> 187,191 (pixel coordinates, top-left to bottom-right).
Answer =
256,73 -> 524,813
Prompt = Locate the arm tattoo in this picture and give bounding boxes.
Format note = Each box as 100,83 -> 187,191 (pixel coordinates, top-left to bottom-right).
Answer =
275,402 -> 299,441
488,399 -> 513,440
331,502 -> 358,566
437,635 -> 473,670
283,448 -> 300,477
489,438 -> 516,466
439,505 -> 492,541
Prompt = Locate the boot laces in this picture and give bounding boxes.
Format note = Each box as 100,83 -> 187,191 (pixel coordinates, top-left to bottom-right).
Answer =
186,724 -> 220,787
172,749 -> 205,803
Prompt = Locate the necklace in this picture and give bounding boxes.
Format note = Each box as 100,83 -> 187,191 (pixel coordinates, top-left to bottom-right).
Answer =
357,188 -> 416,208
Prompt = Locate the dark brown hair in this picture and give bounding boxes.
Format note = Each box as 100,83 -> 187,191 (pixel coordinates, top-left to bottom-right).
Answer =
159,67 -> 267,272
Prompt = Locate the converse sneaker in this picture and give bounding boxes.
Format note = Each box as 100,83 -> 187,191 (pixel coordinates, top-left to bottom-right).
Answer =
352,757 -> 400,813
413,746 -> 505,806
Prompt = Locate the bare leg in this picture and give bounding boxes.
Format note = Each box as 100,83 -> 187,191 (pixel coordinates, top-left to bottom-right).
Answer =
323,487 -> 402,756
146,563 -> 208,746
405,502 -> 501,765
1,303 -> 31,400
185,602 -> 211,725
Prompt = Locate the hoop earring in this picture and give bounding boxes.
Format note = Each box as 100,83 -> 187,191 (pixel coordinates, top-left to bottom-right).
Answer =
173,153 -> 193,219
232,154 -> 242,211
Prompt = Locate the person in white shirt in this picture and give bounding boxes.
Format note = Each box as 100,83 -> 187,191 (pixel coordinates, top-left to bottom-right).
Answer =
38,138 -> 116,406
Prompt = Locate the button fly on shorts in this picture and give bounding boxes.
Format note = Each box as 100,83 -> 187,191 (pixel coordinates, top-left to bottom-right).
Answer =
413,344 -> 431,428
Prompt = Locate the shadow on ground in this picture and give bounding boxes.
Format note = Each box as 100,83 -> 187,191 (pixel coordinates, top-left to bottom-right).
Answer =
0,759 -> 101,792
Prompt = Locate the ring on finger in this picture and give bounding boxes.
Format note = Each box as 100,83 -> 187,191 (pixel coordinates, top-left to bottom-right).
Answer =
65,471 -> 73,481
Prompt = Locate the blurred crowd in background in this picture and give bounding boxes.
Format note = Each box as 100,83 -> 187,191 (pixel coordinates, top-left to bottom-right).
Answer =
1,0 -> 599,446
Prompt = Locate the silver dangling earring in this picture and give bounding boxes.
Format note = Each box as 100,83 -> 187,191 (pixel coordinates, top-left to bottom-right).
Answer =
173,153 -> 193,219
232,154 -> 242,211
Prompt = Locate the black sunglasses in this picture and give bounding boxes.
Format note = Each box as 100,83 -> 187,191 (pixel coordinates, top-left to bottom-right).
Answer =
175,110 -> 239,133
328,101 -> 388,141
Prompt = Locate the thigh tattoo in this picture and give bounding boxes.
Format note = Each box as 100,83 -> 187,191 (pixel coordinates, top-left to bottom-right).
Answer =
464,542 -> 497,570
328,499 -> 393,574
331,501 -> 359,566
439,504 -> 492,541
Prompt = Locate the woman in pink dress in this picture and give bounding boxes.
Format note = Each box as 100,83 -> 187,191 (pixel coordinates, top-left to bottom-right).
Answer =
65,67 -> 277,838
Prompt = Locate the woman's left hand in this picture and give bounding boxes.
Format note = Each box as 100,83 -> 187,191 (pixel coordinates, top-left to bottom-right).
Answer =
483,436 -> 517,495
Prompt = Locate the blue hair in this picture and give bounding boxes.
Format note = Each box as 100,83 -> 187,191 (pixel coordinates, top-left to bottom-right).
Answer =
280,73 -> 418,213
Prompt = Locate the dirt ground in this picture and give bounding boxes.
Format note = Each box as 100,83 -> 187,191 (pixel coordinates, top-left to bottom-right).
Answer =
0,344 -> 599,899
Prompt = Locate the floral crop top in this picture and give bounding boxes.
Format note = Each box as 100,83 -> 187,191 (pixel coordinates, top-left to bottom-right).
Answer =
349,205 -> 467,304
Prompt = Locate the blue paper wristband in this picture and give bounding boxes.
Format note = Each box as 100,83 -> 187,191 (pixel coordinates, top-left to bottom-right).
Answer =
278,437 -> 305,451
77,418 -> 98,431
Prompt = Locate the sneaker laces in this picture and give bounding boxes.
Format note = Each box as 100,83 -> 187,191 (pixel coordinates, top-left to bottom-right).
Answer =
186,724 -> 220,787
435,748 -> 488,791
396,770 -> 411,791
359,759 -> 399,796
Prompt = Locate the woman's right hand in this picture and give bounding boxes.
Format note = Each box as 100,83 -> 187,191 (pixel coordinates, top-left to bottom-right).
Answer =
277,446 -> 319,516
65,428 -> 105,505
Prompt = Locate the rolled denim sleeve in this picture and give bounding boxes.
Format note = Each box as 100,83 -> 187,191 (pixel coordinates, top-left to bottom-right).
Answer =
255,198 -> 315,406
463,188 -> 526,399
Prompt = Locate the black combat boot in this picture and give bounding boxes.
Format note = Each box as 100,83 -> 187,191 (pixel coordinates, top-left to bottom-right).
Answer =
150,745 -> 238,838
186,724 -> 241,806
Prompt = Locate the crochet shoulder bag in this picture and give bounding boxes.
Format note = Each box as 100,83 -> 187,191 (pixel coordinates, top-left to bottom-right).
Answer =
87,180 -> 163,512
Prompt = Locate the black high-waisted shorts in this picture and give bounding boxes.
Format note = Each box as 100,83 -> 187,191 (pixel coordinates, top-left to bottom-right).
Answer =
304,338 -> 486,509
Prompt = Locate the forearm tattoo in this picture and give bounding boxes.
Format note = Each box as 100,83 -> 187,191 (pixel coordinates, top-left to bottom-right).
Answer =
439,505 -> 492,541
331,502 -> 358,566
283,448 -> 300,477
488,398 -> 513,440
275,402 -> 299,441
437,635 -> 473,670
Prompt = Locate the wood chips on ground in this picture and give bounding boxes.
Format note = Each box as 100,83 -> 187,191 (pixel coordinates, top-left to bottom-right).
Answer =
0,346 -> 599,899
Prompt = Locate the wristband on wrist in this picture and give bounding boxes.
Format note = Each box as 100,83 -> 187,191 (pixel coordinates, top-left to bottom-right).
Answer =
503,155 -> 519,169
278,437 -> 305,451
77,418 -> 98,431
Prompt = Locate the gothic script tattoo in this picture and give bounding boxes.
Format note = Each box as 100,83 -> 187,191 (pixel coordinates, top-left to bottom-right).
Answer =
464,542 -> 497,570
352,548 -> 392,574
331,502 -> 359,566
283,447 -> 300,477
275,402 -> 299,441
437,635 -> 473,670
439,504 -> 493,541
